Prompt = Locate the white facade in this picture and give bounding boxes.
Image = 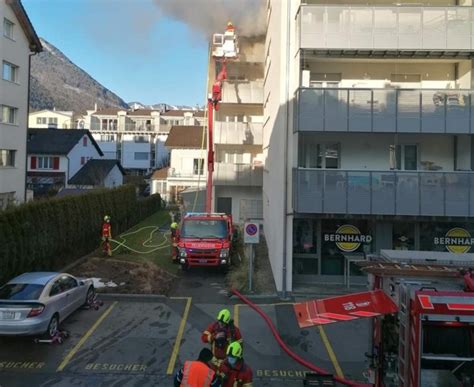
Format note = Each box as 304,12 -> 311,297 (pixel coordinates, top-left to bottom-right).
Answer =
265,0 -> 474,295
0,1 -> 41,209
28,109 -> 74,129
208,36 -> 265,224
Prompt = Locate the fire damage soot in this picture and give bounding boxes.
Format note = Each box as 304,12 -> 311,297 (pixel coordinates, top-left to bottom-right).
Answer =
324,225 -> 372,252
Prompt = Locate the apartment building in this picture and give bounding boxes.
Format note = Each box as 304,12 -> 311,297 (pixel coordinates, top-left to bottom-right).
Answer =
86,108 -> 204,175
265,0 -> 474,295
208,36 -> 265,222
0,0 -> 41,209
28,109 -> 74,129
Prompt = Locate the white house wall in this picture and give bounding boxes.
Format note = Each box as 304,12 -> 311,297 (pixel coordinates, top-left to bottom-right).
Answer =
170,149 -> 206,176
67,135 -> 102,179
122,135 -> 151,169
215,186 -> 262,223
0,2 -> 31,204
103,165 -> 123,188
28,111 -> 73,129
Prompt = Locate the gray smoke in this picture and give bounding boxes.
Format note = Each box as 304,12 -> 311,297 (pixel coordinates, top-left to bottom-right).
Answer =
154,0 -> 266,38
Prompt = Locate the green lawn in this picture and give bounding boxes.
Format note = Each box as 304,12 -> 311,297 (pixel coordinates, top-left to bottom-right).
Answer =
111,210 -> 180,275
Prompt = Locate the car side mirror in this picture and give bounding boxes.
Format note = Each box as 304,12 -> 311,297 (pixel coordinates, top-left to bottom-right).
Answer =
79,280 -> 85,286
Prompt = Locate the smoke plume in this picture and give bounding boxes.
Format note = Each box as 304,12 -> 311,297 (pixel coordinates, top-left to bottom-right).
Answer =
154,0 -> 266,38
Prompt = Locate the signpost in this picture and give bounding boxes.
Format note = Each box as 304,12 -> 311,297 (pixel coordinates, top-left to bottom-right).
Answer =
244,222 -> 260,292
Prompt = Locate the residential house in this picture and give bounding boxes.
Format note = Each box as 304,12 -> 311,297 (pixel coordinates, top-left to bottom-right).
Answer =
0,0 -> 41,209
151,125 -> 206,204
68,159 -> 125,189
26,129 -> 103,196
265,0 -> 474,295
28,109 -> 74,129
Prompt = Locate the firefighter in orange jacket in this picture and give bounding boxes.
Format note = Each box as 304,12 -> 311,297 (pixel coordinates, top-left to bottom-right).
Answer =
174,348 -> 221,387
202,309 -> 243,369
101,215 -> 112,257
217,342 -> 253,387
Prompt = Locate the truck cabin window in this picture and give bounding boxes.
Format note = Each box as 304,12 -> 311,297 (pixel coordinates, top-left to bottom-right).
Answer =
181,220 -> 227,239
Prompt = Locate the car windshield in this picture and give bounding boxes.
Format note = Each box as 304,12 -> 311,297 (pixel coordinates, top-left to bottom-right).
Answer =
0,284 -> 44,300
181,219 -> 227,239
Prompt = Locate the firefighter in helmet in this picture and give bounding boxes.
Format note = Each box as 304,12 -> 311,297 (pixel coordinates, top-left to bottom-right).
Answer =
202,309 -> 243,369
101,215 -> 112,257
217,341 -> 253,387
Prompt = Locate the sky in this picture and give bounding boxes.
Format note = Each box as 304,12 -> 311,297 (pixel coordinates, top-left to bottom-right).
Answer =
22,0 -> 209,107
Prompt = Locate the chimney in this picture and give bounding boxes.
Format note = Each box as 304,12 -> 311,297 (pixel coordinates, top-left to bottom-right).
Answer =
94,103 -> 98,112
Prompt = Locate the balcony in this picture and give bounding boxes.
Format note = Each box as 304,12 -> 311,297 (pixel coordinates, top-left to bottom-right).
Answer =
297,87 -> 474,134
222,81 -> 264,104
124,123 -> 158,132
214,122 -> 263,145
300,5 -> 474,52
294,169 -> 474,217
214,163 -> 263,186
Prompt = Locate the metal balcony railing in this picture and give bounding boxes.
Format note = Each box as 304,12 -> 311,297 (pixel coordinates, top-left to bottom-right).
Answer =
221,81 -> 264,104
300,5 -> 474,51
296,87 -> 474,134
214,163 -> 263,186
294,168 -> 474,217
214,122 -> 263,145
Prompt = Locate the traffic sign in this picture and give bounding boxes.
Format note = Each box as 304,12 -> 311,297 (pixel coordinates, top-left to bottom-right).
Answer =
244,222 -> 260,244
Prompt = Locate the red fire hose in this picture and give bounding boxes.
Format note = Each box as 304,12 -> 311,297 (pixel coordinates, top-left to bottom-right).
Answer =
231,288 -> 372,387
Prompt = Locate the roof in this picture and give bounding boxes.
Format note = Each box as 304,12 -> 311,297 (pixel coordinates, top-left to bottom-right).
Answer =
162,110 -> 205,118
9,272 -> 58,285
92,108 -> 125,116
165,126 -> 206,148
29,109 -> 73,117
69,159 -> 125,186
6,0 -> 42,52
128,109 -> 160,116
27,129 -> 104,156
151,167 -> 169,180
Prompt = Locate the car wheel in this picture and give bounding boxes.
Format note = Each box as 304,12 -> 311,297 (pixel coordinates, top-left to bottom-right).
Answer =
84,286 -> 95,306
46,314 -> 59,339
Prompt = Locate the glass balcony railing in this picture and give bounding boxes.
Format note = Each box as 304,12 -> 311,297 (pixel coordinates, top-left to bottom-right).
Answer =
296,87 -> 474,134
214,122 -> 263,145
214,163 -> 263,186
221,81 -> 264,104
300,5 -> 474,51
294,168 -> 474,217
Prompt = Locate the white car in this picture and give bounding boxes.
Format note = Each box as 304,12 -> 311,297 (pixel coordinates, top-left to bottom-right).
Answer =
0,272 -> 94,338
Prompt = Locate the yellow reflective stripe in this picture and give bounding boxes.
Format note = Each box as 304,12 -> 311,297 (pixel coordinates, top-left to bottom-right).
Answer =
204,368 -> 214,386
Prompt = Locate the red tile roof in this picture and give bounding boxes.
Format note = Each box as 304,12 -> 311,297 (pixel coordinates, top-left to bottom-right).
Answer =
151,167 -> 169,180
165,126 -> 206,148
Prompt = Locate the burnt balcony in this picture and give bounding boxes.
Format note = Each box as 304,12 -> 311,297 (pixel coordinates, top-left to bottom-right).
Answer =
294,168 -> 474,217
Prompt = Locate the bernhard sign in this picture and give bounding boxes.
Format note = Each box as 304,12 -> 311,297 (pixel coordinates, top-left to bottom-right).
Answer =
244,222 -> 260,244
324,224 -> 372,252
434,227 -> 473,253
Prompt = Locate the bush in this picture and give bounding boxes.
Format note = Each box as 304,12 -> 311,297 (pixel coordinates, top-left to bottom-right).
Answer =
0,186 -> 161,284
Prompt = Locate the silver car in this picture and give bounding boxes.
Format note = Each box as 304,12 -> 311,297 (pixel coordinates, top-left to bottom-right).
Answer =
0,272 -> 94,338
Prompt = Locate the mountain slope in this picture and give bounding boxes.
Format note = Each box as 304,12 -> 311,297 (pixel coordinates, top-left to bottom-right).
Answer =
30,38 -> 128,112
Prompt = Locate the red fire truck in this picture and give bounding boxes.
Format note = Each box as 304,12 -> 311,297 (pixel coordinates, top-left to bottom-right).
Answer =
173,212 -> 234,270
294,250 -> 474,387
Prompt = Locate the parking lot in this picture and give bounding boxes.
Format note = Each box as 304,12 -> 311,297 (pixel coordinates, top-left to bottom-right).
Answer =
0,294 -> 370,386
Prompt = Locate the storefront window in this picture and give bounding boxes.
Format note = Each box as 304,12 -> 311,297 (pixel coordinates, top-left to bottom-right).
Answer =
321,220 -> 373,275
293,219 -> 318,275
392,222 -> 415,250
420,222 -> 474,254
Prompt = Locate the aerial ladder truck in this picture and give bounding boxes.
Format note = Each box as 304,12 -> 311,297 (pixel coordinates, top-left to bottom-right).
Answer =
172,23 -> 238,270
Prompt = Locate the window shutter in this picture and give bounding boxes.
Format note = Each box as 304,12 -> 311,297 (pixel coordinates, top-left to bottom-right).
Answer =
53,157 -> 60,170
81,156 -> 85,165
30,156 -> 37,169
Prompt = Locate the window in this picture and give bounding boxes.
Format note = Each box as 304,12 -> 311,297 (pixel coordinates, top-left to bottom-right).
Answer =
299,140 -> 340,169
0,283 -> 44,300
48,117 -> 58,124
38,156 -> 54,169
100,134 -> 115,142
134,152 -> 149,160
134,135 -> 148,143
1,105 -> 17,124
36,117 -> 41,124
83,136 -> 87,146
193,158 -> 204,175
0,149 -> 15,167
3,18 -> 13,39
390,144 -> 418,170
2,61 -> 18,83
81,156 -> 85,165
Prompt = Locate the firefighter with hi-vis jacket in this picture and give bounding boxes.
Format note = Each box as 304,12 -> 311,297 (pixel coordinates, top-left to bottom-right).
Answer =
101,215 -> 112,257
202,309 -> 243,369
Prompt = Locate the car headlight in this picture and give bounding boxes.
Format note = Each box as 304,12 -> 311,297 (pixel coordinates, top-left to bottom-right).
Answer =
179,248 -> 187,257
220,248 -> 229,258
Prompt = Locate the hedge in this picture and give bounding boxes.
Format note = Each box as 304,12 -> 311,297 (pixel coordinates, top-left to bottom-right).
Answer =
0,186 -> 161,284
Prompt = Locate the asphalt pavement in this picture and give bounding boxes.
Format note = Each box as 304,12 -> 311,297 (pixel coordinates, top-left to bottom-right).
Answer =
0,269 -> 370,387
